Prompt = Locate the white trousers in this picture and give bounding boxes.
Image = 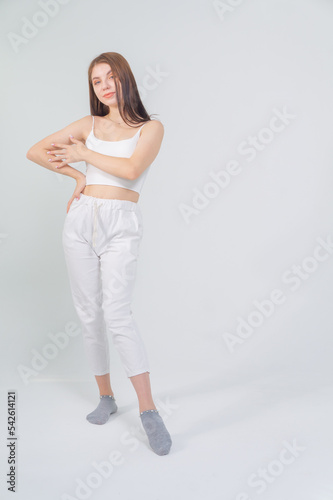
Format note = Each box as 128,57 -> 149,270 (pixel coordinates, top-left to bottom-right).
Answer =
62,193 -> 150,378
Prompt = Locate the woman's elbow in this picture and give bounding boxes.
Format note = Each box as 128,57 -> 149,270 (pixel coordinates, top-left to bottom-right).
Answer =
26,147 -> 36,160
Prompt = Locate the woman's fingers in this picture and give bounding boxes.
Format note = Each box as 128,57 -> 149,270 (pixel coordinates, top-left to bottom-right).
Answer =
47,149 -> 65,155
54,160 -> 68,168
67,192 -> 79,212
67,200 -> 72,213
48,156 -> 66,163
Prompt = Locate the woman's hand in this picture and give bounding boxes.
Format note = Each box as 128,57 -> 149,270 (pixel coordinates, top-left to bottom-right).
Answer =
67,174 -> 86,214
47,136 -> 88,168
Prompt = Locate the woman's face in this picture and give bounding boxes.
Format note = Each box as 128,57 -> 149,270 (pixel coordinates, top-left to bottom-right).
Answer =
91,63 -> 122,106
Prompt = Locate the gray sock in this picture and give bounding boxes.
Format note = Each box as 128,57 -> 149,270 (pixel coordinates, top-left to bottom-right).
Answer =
139,409 -> 172,455
86,395 -> 118,425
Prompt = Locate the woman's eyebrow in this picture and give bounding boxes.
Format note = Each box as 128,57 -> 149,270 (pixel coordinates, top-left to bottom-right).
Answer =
92,70 -> 113,81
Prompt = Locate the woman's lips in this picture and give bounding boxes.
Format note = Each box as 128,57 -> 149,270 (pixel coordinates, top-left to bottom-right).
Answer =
104,92 -> 115,98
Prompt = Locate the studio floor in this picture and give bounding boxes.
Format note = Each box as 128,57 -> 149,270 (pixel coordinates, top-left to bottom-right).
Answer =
1,366 -> 332,500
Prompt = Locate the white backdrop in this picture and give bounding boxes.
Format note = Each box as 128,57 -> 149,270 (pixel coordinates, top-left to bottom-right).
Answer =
1,0 -> 333,499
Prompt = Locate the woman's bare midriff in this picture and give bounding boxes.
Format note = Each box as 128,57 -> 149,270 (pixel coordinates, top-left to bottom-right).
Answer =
82,184 -> 139,202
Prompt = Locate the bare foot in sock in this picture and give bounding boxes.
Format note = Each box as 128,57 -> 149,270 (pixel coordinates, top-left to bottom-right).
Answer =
140,409 -> 172,455
86,395 -> 118,425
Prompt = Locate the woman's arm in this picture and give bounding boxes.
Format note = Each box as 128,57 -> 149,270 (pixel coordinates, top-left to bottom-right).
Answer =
52,120 -> 164,180
26,115 -> 91,181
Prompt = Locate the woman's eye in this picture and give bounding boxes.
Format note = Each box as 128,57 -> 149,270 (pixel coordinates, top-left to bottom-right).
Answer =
93,76 -> 113,85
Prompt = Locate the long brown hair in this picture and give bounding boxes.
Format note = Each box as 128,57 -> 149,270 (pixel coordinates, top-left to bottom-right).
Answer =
87,52 -> 157,126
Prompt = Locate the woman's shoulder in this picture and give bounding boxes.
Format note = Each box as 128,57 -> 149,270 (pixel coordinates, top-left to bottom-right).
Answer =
141,119 -> 164,132
144,118 -> 163,125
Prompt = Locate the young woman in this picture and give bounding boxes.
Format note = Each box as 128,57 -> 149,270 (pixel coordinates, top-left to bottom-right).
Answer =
26,52 -> 172,456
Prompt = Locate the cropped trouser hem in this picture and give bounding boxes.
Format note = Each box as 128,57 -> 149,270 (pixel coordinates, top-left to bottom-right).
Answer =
92,369 -> 150,378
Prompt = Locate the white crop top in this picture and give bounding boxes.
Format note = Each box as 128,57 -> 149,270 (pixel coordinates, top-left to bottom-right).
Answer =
84,115 -> 151,194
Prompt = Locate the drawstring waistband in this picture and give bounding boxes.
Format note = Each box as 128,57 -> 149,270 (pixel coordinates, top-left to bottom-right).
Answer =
79,193 -> 138,211
92,200 -> 103,248
75,194 -> 140,249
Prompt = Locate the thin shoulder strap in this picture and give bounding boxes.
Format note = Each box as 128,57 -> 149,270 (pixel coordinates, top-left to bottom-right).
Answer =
138,121 -> 148,135
92,115 -> 95,134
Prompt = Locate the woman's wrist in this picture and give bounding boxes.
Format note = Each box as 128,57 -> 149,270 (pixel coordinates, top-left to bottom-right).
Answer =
72,170 -> 86,181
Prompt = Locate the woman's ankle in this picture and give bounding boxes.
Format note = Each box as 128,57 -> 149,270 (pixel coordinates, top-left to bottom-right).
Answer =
139,403 -> 157,413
